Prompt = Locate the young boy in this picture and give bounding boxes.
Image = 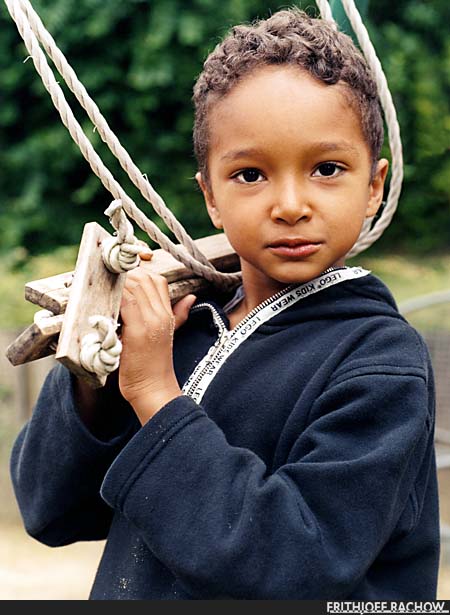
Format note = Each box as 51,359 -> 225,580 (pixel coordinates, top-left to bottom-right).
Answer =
10,8 -> 440,600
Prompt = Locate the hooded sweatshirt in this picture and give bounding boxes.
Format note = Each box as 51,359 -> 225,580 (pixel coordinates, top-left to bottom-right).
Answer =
10,270 -> 440,600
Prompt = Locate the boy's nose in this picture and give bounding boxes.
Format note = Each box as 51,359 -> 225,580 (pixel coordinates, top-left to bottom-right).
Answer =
270,180 -> 313,224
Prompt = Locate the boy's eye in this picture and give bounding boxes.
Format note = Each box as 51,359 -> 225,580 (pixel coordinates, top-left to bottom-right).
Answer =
233,168 -> 264,183
312,163 -> 343,178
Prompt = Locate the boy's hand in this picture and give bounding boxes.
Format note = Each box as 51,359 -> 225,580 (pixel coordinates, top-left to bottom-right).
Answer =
119,268 -> 196,425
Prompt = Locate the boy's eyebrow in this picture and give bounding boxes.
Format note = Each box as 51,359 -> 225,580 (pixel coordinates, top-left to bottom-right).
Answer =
311,141 -> 360,154
220,141 -> 359,162
220,148 -> 266,162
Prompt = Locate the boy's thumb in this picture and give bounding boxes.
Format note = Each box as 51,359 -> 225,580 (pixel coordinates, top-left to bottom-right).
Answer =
172,294 -> 197,330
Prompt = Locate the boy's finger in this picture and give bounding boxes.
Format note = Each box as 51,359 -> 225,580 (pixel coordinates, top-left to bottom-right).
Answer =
147,273 -> 172,314
172,294 -> 197,330
125,271 -> 168,315
124,269 -> 162,313
120,287 -> 143,325
136,240 -> 153,261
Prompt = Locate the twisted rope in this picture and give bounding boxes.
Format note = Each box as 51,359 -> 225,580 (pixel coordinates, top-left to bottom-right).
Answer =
315,0 -> 335,23
338,0 -> 403,257
79,316 -> 122,376
4,0 -> 240,288
101,200 -> 145,274
14,0 -> 214,272
316,0 -> 403,258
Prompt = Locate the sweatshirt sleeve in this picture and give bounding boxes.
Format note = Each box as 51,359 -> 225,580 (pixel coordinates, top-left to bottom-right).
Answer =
10,363 -> 138,546
100,334 -> 435,599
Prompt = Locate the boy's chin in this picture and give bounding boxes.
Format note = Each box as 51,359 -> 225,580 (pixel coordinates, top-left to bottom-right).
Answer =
271,263 -> 342,285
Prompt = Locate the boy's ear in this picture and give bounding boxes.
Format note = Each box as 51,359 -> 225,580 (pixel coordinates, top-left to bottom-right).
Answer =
195,171 -> 223,229
366,158 -> 389,218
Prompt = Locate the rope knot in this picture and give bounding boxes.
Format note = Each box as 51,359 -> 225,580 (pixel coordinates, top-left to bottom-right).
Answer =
33,309 -> 55,325
80,315 -> 122,376
102,199 -> 152,273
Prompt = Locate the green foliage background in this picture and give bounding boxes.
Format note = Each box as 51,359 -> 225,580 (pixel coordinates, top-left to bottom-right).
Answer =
0,0 -> 449,257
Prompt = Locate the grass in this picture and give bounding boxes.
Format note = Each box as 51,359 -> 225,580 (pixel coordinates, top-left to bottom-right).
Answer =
351,251 -> 450,332
352,252 -> 450,304
0,246 -> 77,329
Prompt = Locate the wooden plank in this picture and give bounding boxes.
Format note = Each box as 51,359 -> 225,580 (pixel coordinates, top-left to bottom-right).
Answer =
143,232 -> 239,281
6,312 -> 64,366
7,230 -> 241,384
5,276 -> 219,368
55,222 -> 125,388
25,232 -> 239,314
26,272 -> 72,315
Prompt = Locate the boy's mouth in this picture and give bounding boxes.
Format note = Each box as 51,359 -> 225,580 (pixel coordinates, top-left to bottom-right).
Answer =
268,238 -> 322,258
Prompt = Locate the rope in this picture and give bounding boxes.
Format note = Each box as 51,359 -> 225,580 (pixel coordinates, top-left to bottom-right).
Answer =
33,308 -> 55,325
101,200 -> 146,274
4,0 -> 241,288
79,316 -> 122,376
339,0 -> 403,257
13,0 -> 214,272
316,0 -> 403,258
315,0 -> 336,23
33,309 -> 61,352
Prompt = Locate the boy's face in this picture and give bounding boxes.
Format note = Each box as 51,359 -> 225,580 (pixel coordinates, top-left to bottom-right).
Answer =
197,66 -> 388,298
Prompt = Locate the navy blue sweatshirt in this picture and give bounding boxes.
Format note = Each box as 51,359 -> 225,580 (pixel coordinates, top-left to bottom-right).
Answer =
10,273 -> 440,599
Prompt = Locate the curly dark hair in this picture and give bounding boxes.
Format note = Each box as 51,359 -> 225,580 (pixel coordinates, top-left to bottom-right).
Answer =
193,7 -> 384,184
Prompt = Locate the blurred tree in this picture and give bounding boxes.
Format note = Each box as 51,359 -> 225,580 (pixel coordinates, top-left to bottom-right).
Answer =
367,0 -> 450,252
0,0 -> 448,256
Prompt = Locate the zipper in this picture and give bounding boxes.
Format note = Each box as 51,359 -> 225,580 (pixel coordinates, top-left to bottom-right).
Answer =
189,265 -> 343,358
191,302 -> 229,341
185,284 -> 301,394
186,302 -> 233,394
212,266 -> 341,339
183,306 -> 223,394
184,266 -> 353,399
191,265 -> 341,338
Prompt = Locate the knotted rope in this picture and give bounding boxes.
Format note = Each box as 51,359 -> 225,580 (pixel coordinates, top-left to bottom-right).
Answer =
82,199 -> 153,374
101,200 -> 148,274
79,316 -> 122,377
33,309 -> 63,352
33,308 -> 54,326
316,0 -> 403,258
